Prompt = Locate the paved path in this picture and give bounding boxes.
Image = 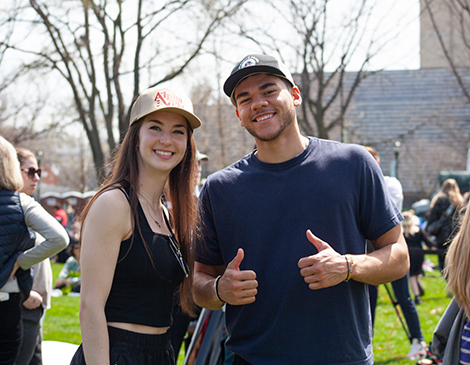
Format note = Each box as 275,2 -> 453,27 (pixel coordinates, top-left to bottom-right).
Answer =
43,341 -> 79,364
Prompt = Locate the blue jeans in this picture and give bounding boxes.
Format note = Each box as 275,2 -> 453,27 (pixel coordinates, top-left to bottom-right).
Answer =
369,273 -> 424,342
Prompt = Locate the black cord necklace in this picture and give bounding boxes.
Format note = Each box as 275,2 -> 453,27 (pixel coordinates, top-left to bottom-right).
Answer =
138,191 -> 162,228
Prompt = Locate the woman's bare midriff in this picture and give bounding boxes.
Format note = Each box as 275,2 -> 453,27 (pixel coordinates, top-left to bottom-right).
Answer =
107,322 -> 169,335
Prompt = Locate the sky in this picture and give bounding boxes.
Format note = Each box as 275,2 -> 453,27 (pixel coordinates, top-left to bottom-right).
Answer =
0,0 -> 422,136
181,0 -> 422,96
364,0 -> 420,70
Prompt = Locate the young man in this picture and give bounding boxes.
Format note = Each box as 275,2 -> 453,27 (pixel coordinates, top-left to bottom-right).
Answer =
193,54 -> 409,364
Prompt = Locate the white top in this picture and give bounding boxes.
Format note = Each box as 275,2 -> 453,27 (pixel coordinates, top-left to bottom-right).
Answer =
384,176 -> 404,212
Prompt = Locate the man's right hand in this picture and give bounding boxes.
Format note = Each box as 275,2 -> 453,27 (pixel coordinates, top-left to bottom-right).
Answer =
217,248 -> 258,305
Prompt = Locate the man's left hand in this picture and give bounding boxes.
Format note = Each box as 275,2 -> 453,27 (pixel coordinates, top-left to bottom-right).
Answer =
298,230 -> 348,290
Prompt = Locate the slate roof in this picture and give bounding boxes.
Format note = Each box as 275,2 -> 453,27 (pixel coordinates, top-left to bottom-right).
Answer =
339,67 -> 470,202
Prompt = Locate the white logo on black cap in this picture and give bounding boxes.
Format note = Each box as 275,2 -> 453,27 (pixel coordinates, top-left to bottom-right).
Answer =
239,56 -> 259,70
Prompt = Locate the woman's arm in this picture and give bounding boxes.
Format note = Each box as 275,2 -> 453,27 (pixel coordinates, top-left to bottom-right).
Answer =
79,189 -> 132,365
16,193 -> 69,270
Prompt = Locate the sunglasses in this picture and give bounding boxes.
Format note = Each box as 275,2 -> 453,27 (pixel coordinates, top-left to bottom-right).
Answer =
168,234 -> 190,278
21,167 -> 42,179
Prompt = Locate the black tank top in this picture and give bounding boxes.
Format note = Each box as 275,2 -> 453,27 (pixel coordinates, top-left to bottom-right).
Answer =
104,189 -> 185,327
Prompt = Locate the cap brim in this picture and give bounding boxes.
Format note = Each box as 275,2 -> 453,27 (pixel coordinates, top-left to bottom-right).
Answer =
132,106 -> 202,130
223,65 -> 291,99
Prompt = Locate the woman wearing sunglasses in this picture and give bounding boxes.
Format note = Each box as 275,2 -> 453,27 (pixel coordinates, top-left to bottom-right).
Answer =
15,147 -> 56,365
0,137 -> 69,365
71,86 -> 201,365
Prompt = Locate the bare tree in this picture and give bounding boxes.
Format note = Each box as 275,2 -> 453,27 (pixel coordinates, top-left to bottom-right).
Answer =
1,0 -> 247,183
0,3 -> 22,93
229,0 -> 411,140
422,0 -> 470,103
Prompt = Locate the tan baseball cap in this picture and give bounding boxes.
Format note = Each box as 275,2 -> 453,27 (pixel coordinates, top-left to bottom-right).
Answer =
130,86 -> 202,129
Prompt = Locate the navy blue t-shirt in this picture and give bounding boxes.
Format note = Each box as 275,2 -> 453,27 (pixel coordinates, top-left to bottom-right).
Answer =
196,138 -> 403,365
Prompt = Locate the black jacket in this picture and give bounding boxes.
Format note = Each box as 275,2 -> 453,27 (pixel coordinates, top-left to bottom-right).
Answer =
0,189 -> 35,300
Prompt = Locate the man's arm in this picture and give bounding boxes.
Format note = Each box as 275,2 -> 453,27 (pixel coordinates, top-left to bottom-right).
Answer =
298,225 -> 409,289
351,224 -> 409,285
193,262 -> 226,310
193,249 -> 258,310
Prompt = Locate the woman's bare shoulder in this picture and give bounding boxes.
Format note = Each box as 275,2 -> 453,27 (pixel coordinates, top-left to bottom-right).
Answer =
81,187 -> 133,243
87,188 -> 131,225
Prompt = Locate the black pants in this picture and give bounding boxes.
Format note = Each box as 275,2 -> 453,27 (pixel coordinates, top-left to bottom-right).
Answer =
15,306 -> 44,365
0,294 -> 22,365
70,326 -> 175,365
168,303 -> 200,360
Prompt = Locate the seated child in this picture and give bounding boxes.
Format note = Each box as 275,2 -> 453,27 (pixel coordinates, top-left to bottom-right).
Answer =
54,243 -> 81,295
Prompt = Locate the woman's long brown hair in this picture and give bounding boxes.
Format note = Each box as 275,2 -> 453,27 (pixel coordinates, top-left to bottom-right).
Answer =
80,119 -> 197,315
444,204 -> 470,317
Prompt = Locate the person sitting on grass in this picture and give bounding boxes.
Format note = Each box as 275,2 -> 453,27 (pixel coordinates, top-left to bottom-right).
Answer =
53,243 -> 81,295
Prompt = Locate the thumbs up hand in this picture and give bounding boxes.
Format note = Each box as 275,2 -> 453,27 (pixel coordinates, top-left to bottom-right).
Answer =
217,248 -> 258,305
298,230 -> 349,290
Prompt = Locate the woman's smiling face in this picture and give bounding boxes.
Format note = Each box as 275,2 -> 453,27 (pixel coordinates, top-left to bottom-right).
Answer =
137,110 -> 189,174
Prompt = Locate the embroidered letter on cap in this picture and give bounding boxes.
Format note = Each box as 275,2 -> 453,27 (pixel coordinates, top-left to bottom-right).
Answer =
154,91 -> 185,109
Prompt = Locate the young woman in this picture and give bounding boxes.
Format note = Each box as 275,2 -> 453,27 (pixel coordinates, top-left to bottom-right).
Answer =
427,178 -> 464,270
0,137 -> 68,365
15,147 -> 57,365
70,86 -> 202,365
401,211 -> 434,305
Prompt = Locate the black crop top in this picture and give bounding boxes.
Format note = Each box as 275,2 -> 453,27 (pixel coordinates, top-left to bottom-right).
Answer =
104,189 -> 185,327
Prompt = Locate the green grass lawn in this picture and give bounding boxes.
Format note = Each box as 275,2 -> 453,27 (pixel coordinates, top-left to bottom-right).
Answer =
43,263 -> 81,344
372,258 -> 451,364
44,255 -> 452,364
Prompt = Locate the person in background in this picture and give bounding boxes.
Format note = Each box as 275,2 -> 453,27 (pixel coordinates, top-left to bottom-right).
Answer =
463,182 -> 470,205
15,147 -> 54,365
52,203 -> 75,264
401,211 -> 434,305
434,200 -> 469,364
193,54 -> 409,365
70,86 -> 201,365
64,199 -> 75,231
365,146 -> 426,360
52,243 -> 81,296
426,178 -> 464,271
0,136 -> 69,365
194,150 -> 208,198
364,146 -> 403,211
53,203 -> 68,228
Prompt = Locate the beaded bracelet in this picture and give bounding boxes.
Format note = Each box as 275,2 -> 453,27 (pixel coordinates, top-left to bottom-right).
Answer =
214,275 -> 225,303
345,254 -> 354,282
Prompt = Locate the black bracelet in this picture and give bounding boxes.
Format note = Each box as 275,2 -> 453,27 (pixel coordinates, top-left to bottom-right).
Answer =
214,275 -> 225,303
343,255 -> 349,282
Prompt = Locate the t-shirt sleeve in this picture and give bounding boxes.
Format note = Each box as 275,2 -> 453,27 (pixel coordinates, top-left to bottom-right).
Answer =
195,182 -> 224,266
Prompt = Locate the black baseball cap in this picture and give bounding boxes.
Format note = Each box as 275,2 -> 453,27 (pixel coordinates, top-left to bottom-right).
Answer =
223,54 -> 295,105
